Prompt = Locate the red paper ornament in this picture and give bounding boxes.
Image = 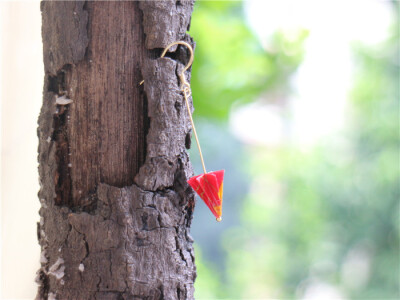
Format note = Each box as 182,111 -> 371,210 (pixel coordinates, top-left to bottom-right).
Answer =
188,170 -> 224,221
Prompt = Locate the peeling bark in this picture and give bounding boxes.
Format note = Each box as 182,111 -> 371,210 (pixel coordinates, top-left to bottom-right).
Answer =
37,1 -> 196,299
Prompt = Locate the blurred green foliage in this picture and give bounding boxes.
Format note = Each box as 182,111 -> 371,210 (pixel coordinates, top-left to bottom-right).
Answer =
189,1 -> 399,299
189,1 -> 307,120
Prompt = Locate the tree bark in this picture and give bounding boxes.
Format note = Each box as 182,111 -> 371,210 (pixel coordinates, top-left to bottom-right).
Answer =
36,1 -> 196,299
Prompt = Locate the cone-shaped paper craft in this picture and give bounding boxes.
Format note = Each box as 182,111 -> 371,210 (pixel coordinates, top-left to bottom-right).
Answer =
188,170 -> 224,221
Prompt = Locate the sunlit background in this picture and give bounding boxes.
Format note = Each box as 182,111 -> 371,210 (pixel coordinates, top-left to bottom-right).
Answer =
1,1 -> 399,299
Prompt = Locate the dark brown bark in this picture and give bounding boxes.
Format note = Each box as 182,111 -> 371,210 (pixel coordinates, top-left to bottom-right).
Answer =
37,1 -> 196,299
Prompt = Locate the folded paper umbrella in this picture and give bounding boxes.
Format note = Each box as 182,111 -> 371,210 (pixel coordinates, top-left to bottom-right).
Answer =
161,41 -> 225,222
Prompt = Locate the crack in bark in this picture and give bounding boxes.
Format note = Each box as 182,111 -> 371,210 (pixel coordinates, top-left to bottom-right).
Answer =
53,102 -> 72,207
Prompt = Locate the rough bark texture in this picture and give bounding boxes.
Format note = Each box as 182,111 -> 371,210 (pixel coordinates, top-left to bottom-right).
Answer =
37,1 -> 196,299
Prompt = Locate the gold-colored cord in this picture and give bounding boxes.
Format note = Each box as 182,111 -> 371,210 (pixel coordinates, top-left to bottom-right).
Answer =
182,83 -> 207,174
161,41 -> 207,174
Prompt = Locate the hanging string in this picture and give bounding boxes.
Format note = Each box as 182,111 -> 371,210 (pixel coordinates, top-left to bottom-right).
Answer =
160,41 -> 207,175
181,81 -> 207,174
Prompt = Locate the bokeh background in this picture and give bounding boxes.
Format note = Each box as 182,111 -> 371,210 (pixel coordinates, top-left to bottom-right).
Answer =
1,1 -> 399,299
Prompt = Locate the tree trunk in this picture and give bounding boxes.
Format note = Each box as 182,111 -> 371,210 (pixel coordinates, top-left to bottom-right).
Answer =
36,1 -> 196,299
